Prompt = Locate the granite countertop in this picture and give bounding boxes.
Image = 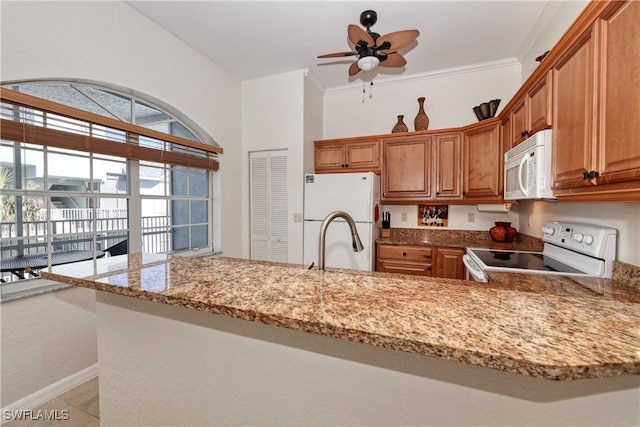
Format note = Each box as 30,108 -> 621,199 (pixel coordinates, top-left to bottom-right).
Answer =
43,252 -> 640,381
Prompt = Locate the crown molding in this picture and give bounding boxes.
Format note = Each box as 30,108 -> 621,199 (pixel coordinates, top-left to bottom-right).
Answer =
303,68 -> 326,94
324,58 -> 521,95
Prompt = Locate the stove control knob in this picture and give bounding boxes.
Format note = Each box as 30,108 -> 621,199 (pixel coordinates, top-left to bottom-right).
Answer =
584,235 -> 595,245
542,226 -> 555,235
573,233 -> 584,243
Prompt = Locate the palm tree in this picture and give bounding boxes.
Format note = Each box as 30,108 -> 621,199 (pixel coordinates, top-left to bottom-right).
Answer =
0,166 -> 43,224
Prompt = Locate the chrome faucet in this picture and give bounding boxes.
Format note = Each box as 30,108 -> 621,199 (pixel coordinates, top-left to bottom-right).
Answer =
318,211 -> 364,271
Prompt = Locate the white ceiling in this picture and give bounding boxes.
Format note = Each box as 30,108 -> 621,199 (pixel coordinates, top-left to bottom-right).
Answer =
124,1 -> 553,91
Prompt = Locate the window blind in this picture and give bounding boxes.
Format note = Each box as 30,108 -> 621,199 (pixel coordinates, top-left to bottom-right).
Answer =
0,88 -> 221,170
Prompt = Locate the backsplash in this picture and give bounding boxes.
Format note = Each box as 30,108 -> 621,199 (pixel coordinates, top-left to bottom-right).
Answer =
388,227 -> 542,247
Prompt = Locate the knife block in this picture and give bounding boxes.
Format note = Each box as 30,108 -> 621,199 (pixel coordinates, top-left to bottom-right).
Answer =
381,228 -> 391,238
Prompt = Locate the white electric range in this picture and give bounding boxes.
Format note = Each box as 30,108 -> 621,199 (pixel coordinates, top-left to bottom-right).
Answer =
463,221 -> 617,282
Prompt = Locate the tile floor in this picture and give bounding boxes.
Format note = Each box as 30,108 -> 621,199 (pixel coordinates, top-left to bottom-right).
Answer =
4,377 -> 99,426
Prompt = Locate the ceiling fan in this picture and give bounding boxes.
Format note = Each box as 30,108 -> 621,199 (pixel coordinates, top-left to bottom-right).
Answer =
317,10 -> 420,77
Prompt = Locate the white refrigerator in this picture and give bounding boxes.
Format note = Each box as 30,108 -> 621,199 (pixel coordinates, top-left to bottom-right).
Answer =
303,172 -> 381,271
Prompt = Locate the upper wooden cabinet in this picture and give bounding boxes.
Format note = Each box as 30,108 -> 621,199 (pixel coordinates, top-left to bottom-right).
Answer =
433,133 -> 463,201
502,71 -> 553,149
552,0 -> 640,200
463,120 -> 503,202
381,136 -> 432,201
314,139 -> 380,174
381,132 -> 463,203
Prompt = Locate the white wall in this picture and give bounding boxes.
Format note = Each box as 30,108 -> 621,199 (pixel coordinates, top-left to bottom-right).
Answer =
304,72 -> 324,176
519,1 -> 589,81
95,292 -> 640,427
323,60 -> 522,138
0,1 -> 243,258
242,70 -> 306,263
0,0 -> 242,409
0,288 -> 98,408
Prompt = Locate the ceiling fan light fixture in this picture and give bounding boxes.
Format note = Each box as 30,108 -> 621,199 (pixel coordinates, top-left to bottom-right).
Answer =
357,55 -> 379,71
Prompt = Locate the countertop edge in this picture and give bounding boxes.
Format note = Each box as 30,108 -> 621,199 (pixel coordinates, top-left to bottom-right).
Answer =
42,269 -> 640,381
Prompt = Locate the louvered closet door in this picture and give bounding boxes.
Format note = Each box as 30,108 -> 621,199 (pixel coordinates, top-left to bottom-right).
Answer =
249,150 -> 288,262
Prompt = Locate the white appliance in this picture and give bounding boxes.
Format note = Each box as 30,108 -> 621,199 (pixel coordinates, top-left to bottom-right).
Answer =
303,172 -> 380,271
463,221 -> 617,282
504,129 -> 556,200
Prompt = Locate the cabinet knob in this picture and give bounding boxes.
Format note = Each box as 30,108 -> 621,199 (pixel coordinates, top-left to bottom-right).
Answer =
521,130 -> 530,137
402,252 -> 407,256
583,170 -> 600,179
427,266 -> 432,271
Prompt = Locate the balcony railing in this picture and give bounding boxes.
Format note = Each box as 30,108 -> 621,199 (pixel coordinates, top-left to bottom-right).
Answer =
1,208 -> 169,282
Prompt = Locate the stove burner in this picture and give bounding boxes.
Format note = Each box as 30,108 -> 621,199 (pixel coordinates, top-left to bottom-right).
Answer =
476,250 -> 585,274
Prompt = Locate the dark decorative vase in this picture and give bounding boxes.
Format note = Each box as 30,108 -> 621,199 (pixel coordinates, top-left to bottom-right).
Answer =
392,115 -> 408,133
414,97 -> 429,131
489,222 -> 518,242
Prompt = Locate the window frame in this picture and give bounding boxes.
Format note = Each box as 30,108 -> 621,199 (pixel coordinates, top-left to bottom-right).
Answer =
1,83 -> 219,299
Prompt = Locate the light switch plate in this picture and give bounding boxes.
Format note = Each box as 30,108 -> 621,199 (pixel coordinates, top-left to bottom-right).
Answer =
401,212 -> 408,222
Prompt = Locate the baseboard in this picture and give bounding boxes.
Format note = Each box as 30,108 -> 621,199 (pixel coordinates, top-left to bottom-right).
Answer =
1,363 -> 98,424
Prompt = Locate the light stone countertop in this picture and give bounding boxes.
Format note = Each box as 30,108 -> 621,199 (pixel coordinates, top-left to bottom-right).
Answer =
42,251 -> 640,381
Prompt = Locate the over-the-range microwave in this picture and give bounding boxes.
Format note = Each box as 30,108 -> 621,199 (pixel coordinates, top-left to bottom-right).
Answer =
504,129 -> 556,201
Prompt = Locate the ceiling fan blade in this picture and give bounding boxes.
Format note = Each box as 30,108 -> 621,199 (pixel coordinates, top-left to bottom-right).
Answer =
348,24 -> 374,47
317,51 -> 357,58
379,52 -> 407,68
348,61 -> 361,76
377,29 -> 420,53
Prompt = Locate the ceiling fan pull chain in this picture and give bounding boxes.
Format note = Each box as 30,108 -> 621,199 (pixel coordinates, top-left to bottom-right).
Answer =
370,81 -> 374,99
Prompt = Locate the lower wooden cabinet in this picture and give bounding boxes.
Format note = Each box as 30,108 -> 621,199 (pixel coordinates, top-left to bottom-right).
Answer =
376,244 -> 434,276
435,247 -> 466,279
376,244 -> 467,279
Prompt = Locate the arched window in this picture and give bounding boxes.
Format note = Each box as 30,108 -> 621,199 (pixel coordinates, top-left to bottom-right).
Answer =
1,80 -> 220,286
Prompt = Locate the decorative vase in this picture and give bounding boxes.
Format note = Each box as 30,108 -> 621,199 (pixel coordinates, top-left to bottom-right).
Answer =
392,115 -> 408,133
489,222 -> 518,242
414,97 -> 429,131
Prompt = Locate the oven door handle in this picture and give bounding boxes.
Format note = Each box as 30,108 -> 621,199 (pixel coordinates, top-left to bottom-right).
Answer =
463,254 -> 488,282
518,154 -> 529,197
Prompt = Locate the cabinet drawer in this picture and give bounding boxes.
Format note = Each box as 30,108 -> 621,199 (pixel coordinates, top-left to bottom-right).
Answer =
377,261 -> 433,276
378,245 -> 432,262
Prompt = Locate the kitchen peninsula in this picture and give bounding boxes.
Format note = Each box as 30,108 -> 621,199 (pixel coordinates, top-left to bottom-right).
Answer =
44,253 -> 640,426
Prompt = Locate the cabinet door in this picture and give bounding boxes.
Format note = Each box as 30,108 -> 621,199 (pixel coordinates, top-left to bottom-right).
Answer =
382,137 -> 431,200
596,1 -> 640,185
552,26 -> 597,191
345,141 -> 380,172
464,122 -> 502,201
315,143 -> 346,172
528,71 -> 553,135
510,98 -> 527,147
436,248 -> 465,279
433,133 -> 463,200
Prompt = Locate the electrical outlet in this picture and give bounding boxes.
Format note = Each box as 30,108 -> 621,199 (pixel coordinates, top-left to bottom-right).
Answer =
293,213 -> 302,223
467,213 -> 475,223
401,212 -> 408,222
